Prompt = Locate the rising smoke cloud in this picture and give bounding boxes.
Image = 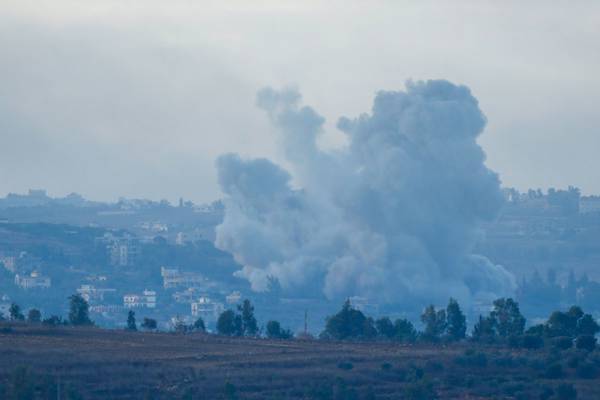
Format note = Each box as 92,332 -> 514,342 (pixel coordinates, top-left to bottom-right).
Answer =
215,80 -> 516,305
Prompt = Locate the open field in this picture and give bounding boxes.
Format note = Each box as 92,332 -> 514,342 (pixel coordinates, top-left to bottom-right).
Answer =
1,323 -> 599,399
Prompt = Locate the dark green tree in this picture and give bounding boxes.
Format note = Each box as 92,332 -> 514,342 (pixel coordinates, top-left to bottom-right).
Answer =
575,335 -> 597,351
238,299 -> 258,336
27,309 -> 41,323
489,298 -> 525,337
394,318 -> 417,342
266,320 -> 293,339
9,303 -> 24,321
217,310 -> 242,336
126,310 -> 137,331
141,318 -> 157,331
445,298 -> 466,341
472,315 -> 496,340
68,294 -> 93,326
576,313 -> 599,336
193,317 -> 206,332
322,300 -> 376,340
375,317 -> 395,339
420,305 -> 446,341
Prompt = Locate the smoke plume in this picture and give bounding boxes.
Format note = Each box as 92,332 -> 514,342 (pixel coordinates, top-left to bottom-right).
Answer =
215,80 -> 515,305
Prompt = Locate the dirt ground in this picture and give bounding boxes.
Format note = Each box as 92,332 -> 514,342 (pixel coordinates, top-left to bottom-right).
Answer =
1,323 -> 598,399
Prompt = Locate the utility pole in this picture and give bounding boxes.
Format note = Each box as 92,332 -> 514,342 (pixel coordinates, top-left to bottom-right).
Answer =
304,309 -> 308,334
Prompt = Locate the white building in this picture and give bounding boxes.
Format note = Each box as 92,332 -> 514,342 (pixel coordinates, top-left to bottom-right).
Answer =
123,289 -> 157,309
226,291 -> 242,305
76,284 -> 116,303
160,267 -> 205,289
191,296 -> 224,321
0,256 -> 16,273
14,271 -> 51,289
97,233 -> 140,267
173,287 -> 204,304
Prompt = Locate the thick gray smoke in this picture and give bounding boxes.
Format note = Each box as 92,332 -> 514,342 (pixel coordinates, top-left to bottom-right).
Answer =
215,80 -> 515,305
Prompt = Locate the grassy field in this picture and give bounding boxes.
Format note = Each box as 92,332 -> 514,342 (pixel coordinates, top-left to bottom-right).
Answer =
1,322 -> 599,399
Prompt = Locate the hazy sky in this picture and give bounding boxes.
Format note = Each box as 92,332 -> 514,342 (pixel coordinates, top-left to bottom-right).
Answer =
1,1 -> 599,203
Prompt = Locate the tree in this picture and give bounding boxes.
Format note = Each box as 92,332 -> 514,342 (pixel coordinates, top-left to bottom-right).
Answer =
217,310 -> 242,336
238,299 -> 258,336
375,317 -> 395,339
420,305 -> 446,341
576,314 -> 600,336
575,335 -> 597,351
266,320 -> 293,339
322,300 -> 376,340
68,294 -> 93,326
545,306 -> 596,338
9,303 -> 24,321
489,298 -> 525,337
141,318 -> 157,331
193,317 -> 206,332
126,310 -> 137,331
394,318 -> 417,343
472,315 -> 496,341
27,309 -> 41,323
445,298 -> 466,341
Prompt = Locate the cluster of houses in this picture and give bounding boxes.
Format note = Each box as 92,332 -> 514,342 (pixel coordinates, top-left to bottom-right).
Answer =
1,252 -> 52,290
72,264 -> 242,329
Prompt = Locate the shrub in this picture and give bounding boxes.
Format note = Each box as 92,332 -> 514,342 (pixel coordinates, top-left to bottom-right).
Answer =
424,360 -> 444,373
494,356 -> 515,368
539,385 -> 554,400
380,362 -> 392,371
575,335 -> 596,351
337,361 -> 354,370
543,363 -> 563,379
403,380 -> 437,400
224,382 -> 238,400
141,318 -> 157,331
555,383 -> 577,400
42,315 -> 63,326
455,351 -> 487,368
576,362 -> 597,379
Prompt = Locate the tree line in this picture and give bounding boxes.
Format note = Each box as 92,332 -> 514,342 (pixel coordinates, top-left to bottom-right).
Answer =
2,294 -> 599,351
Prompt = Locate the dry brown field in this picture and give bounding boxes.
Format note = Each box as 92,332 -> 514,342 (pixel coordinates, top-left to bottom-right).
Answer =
1,323 -> 599,399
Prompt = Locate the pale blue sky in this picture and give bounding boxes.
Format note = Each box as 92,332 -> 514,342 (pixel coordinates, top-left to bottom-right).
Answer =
1,1 -> 599,203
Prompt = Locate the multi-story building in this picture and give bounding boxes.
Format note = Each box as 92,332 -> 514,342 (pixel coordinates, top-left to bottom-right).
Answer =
160,267 -> 205,289
76,285 -> 116,303
191,296 -> 224,321
226,291 -> 242,305
96,233 -> 141,267
123,289 -> 156,309
14,271 -> 51,289
172,287 -> 204,304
